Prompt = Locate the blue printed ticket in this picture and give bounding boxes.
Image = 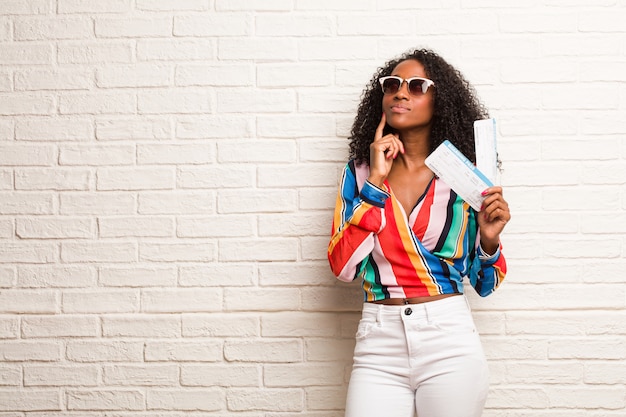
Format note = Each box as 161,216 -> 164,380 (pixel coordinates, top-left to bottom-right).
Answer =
425,140 -> 493,212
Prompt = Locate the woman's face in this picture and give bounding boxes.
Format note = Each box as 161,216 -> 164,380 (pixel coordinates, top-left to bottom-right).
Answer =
381,59 -> 435,133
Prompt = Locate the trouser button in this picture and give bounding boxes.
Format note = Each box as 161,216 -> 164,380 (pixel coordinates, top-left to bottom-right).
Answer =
404,307 -> 412,315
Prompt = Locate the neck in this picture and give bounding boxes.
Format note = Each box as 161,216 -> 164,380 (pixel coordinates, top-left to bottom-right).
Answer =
396,129 -> 431,169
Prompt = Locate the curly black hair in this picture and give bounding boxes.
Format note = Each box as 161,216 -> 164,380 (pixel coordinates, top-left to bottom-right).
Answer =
348,48 -> 489,165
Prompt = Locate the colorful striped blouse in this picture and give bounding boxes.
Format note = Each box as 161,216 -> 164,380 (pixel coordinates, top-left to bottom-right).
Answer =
328,160 -> 507,301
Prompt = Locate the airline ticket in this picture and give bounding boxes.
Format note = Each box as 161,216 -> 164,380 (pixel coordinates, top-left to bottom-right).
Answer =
425,140 -> 493,211
474,118 -> 498,185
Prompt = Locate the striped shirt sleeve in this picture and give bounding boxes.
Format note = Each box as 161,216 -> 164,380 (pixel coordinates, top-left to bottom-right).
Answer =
328,163 -> 389,282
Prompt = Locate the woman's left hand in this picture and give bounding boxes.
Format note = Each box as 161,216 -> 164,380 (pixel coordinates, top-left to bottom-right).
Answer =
477,186 -> 510,254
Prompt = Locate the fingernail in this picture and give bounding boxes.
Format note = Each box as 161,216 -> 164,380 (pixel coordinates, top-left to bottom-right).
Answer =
481,189 -> 489,196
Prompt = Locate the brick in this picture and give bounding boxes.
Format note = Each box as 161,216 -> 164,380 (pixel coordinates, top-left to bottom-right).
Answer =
96,118 -> 172,141
218,89 -> 295,113
0,93 -> 54,115
0,44 -> 52,65
96,17 -> 172,38
486,387 -> 549,409
141,288 -> 222,313
61,242 -> 137,263
17,266 -> 96,288
218,140 -> 295,163
257,115 -> 336,138
0,243 -> 57,264
0,267 -> 15,288
102,315 -> 181,338
219,238 -> 298,262
259,261 -> 334,286
15,169 -> 91,191
300,286 -> 364,312
176,64 -> 253,87
0,170 -> 12,190
506,361 -> 583,384
181,364 -> 259,387
59,92 -> 136,115
339,15 -> 413,36
178,166 -> 253,189
138,89 -> 211,114
103,365 -> 178,386
259,213 -> 328,237
217,0 -> 292,11
16,118 -> 93,141
0,219 -> 12,239
219,38 -> 297,61
0,390 -> 61,411
0,0 -> 50,14
178,264 -> 255,287
0,194 -> 54,215
299,139 -> 351,163
21,315 -> 98,338
14,17 -> 93,41
227,388 -> 303,412
0,341 -> 61,361
0,291 -> 53,316
58,42 -> 134,64
299,187 -> 337,210
59,144 -> 135,166
305,338 -> 354,362
499,12 -> 578,33
579,11 -> 626,32
99,266 -> 177,287
183,314 -> 259,337
547,387 -> 626,409
137,38 -> 215,61
66,341 -> 143,362
96,64 -> 172,88
24,365 -> 99,386
99,217 -> 174,238
585,362 -> 626,384
224,338 -> 302,363
549,339 -> 626,360
137,0 -> 209,11
261,312 -> 340,337
58,0 -> 131,13
176,116 -> 252,139
147,389 -> 223,411
138,191 -> 215,214
0,365 -> 21,386
225,288 -> 300,312
173,14 -> 251,36
218,189 -> 297,214
137,143 -> 213,164
257,63 -> 333,88
264,364 -> 344,387
97,167 -> 175,191
63,290 -> 139,313
0,316 -> 19,339
140,242 -> 216,262
298,39 -> 375,61
15,69 -> 92,91
144,341 -> 222,362
176,215 -> 255,238
67,390 -> 144,411
59,193 -> 136,215
257,15 -> 332,36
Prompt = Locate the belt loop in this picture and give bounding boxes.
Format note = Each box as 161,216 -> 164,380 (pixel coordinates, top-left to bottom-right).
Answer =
376,304 -> 383,325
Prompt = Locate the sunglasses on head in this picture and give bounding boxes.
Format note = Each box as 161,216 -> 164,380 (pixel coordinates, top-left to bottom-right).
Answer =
379,76 -> 435,96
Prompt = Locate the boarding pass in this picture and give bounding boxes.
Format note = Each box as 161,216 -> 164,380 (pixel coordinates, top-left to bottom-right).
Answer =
425,140 -> 493,211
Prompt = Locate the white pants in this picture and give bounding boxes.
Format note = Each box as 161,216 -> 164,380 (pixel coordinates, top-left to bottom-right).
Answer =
344,295 -> 489,417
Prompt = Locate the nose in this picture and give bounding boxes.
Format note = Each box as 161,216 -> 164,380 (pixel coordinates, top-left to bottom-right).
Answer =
394,80 -> 410,98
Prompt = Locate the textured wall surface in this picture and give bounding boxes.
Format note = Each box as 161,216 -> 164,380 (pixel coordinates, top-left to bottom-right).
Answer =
0,0 -> 625,415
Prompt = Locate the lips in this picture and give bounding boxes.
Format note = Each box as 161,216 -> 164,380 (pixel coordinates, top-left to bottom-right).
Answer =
390,105 -> 411,113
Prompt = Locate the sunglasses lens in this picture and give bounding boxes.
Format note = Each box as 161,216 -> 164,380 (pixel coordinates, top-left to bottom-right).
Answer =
382,78 -> 401,94
408,79 -> 426,95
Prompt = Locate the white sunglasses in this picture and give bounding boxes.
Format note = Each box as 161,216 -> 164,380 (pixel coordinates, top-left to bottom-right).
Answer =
379,76 -> 435,96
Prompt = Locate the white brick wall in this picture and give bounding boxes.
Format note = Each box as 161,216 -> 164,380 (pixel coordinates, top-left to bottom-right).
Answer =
0,1 -> 624,415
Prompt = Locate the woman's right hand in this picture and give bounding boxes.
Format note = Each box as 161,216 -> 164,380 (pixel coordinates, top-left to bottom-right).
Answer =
368,113 -> 404,187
